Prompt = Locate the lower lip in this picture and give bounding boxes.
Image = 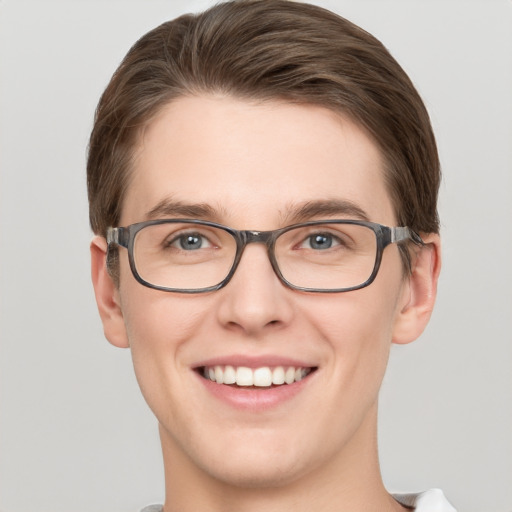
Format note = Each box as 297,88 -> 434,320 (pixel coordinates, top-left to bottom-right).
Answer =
196,372 -> 315,411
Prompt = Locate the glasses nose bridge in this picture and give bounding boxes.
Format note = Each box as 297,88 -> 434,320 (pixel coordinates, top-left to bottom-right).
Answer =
242,229 -> 274,246
235,229 -> 278,269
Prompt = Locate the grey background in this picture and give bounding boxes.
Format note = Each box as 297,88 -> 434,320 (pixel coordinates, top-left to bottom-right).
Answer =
1,1 -> 511,511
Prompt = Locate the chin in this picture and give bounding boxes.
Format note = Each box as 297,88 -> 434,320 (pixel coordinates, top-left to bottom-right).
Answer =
181,425 -> 326,490
201,453 -> 312,490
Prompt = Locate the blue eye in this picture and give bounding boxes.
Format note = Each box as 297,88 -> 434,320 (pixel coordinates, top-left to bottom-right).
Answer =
305,233 -> 338,250
172,233 -> 212,250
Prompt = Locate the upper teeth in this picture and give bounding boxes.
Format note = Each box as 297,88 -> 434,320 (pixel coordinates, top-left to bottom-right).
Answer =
204,365 -> 311,387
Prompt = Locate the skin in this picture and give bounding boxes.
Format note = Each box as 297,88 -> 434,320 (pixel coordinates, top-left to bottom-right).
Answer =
91,95 -> 441,512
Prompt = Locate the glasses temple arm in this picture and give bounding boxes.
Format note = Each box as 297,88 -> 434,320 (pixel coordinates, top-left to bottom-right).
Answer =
391,227 -> 425,246
106,227 -> 131,248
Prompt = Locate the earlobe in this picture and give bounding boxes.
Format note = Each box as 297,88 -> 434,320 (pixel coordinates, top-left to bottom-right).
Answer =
392,234 -> 441,345
90,236 -> 130,348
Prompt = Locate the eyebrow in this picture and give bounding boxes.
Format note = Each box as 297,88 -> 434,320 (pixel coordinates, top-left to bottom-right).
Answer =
145,198 -> 225,221
280,199 -> 370,224
144,197 -> 370,225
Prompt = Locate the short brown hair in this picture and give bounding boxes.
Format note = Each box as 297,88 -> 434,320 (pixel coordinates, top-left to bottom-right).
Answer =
87,0 -> 440,264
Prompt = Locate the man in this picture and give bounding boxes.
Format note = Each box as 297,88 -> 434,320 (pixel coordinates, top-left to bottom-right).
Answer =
88,1 -> 453,510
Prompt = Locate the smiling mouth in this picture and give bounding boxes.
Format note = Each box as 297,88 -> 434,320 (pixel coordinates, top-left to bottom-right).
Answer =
198,365 -> 317,387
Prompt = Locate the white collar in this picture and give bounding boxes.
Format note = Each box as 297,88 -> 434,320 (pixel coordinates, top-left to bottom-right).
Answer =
393,488 -> 456,511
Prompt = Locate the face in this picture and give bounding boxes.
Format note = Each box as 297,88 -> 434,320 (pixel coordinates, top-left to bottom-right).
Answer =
106,96 -> 414,487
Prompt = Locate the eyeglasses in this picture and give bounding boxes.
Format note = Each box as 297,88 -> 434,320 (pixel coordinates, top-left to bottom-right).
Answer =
106,219 -> 423,293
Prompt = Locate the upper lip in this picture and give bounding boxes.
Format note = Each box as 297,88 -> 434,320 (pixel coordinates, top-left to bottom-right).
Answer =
193,354 -> 317,369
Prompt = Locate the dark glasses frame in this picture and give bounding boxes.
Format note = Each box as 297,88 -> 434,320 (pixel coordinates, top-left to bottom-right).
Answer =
107,219 -> 424,293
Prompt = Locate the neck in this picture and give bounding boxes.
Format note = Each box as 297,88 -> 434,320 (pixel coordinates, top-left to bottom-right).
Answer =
159,403 -> 406,512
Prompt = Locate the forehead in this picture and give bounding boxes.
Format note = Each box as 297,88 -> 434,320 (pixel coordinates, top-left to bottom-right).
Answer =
122,95 -> 395,227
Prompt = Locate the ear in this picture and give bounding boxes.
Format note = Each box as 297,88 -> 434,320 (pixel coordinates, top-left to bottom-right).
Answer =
392,234 -> 441,345
90,236 -> 130,348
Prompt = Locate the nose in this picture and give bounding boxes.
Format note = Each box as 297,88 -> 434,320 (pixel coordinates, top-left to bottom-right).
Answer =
215,243 -> 294,336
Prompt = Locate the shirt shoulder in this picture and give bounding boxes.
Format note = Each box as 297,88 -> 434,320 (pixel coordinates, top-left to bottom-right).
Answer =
139,505 -> 163,512
393,488 -> 456,511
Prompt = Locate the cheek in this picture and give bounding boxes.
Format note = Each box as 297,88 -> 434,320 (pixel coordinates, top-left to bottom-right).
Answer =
122,289 -> 208,362
117,254 -> 208,354
306,263 -> 404,395
314,293 -> 396,374
117,279 -> 210,408
313,282 -> 400,347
